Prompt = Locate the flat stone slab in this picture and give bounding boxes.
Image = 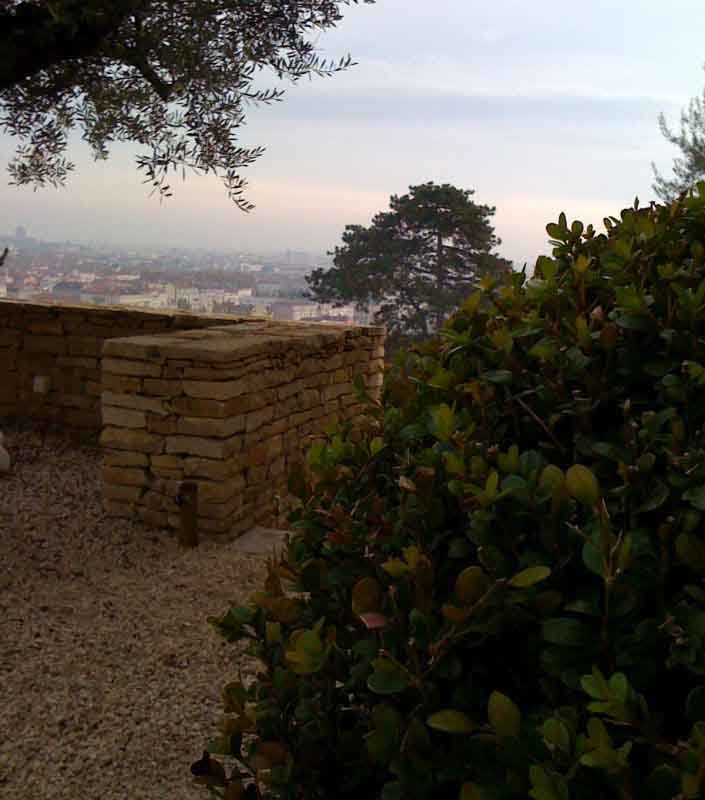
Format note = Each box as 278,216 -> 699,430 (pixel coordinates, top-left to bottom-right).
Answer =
103,320 -> 385,363
232,526 -> 289,556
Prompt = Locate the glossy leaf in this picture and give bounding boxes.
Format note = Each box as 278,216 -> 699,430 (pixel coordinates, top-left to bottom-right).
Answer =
455,566 -> 490,606
509,566 -> 551,588
426,709 -> 476,734
352,576 -> 382,614
488,691 -> 521,737
565,465 -> 601,507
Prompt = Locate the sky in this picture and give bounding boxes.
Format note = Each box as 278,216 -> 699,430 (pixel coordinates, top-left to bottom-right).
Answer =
1,0 -> 705,267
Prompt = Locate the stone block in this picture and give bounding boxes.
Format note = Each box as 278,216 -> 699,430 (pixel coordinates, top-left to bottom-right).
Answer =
23,335 -> 66,355
142,378 -> 183,396
323,382 -> 353,402
289,407 -> 318,428
183,360 -> 272,381
102,374 -> 142,394
0,402 -> 18,419
182,457 -> 242,481
0,329 -> 21,347
176,415 -> 245,438
104,484 -> 144,503
67,323 -> 111,338
27,319 -> 63,336
101,391 -> 169,415
103,499 -> 135,518
169,396 -> 229,419
103,466 -> 149,487
245,405 -> 274,434
169,394 -> 263,418
146,415 -> 179,435
151,454 -> 184,471
150,478 -> 181,497
247,465 -> 268,484
161,365 -> 186,379
67,336 -> 101,357
0,352 -> 18,373
277,379 -> 306,400
196,475 -> 246,503
102,405 -> 147,429
297,358 -> 323,377
243,443 -> 268,467
258,417 -> 290,439
325,353 -> 345,371
271,395 -> 299,421
262,366 -> 298,389
197,493 -> 243,520
105,451 -> 149,468
50,372 -> 85,394
165,435 -> 240,459
100,426 -> 164,454
151,467 -> 184,481
283,429 -> 300,454
182,378 -> 250,401
268,455 -> 287,479
57,394 -> 95,410
103,338 -> 167,361
103,358 -> 162,377
56,356 -> 98,370
21,353 -> 56,372
298,388 -> 321,408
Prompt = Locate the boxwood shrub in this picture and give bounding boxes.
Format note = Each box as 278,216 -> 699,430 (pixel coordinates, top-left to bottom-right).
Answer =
192,187 -> 705,800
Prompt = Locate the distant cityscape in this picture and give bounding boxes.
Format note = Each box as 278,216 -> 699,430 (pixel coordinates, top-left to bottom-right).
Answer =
0,226 -> 376,325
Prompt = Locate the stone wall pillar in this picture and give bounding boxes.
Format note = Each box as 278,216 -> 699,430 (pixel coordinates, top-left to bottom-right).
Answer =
100,322 -> 385,539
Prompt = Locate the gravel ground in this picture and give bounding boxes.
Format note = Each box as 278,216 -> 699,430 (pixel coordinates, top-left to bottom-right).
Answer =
0,422 -> 269,800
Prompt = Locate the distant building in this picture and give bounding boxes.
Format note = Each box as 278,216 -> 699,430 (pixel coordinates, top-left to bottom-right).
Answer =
80,280 -> 121,305
256,282 -> 281,296
117,293 -> 168,310
270,301 -> 355,323
52,281 -> 83,302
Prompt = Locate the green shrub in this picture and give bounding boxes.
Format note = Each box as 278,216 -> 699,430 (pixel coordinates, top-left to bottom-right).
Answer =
193,187 -> 705,800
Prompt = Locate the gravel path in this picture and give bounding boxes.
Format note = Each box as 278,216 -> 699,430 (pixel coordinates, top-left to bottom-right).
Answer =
0,422 -> 268,799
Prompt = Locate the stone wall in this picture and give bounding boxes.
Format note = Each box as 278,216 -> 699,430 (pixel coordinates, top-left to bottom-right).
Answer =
0,299 -> 251,432
99,322 -> 385,537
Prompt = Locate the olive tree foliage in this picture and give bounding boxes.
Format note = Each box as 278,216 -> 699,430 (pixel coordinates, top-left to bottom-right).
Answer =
652,64 -> 705,202
306,182 -> 512,349
0,0 -> 373,209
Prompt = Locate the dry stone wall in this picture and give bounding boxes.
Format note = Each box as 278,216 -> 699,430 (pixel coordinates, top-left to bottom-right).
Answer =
0,299 -> 249,431
100,322 -> 385,538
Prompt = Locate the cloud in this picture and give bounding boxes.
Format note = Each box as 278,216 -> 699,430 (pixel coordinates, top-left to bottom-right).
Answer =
248,80 -> 678,130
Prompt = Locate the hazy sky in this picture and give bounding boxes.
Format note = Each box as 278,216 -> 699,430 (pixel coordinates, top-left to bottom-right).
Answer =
1,0 -> 705,266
